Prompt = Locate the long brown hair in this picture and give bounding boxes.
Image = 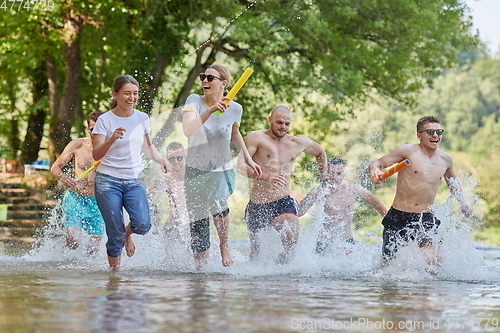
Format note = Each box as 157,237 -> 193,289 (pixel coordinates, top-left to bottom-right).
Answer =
109,75 -> 139,109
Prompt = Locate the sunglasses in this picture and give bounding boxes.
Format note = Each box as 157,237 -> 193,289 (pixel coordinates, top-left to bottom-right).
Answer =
168,156 -> 184,163
418,129 -> 445,136
199,74 -> 224,82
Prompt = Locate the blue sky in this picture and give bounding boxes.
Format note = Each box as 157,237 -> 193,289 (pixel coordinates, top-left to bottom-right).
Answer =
464,0 -> 500,55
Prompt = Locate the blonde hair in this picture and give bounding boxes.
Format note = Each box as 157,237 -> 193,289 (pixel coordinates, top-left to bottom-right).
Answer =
207,64 -> 232,96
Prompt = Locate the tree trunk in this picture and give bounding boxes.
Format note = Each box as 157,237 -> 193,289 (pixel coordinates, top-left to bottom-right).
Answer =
47,11 -> 84,161
141,54 -> 168,115
19,63 -> 47,170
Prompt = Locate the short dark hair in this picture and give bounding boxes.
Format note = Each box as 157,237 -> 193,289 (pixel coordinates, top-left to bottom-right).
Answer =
87,111 -> 103,125
166,142 -> 184,151
327,157 -> 346,165
416,116 -> 440,132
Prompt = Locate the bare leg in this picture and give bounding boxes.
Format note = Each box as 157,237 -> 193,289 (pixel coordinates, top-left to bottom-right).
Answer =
213,215 -> 234,267
86,234 -> 102,255
194,250 -> 209,271
124,223 -> 136,257
65,227 -> 80,250
272,214 -> 299,264
248,232 -> 260,261
108,255 -> 120,271
421,244 -> 442,267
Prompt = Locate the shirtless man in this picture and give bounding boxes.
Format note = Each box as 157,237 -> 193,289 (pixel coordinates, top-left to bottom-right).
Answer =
50,111 -> 105,254
369,116 -> 472,266
150,142 -> 189,239
241,106 -> 327,263
298,158 -> 387,255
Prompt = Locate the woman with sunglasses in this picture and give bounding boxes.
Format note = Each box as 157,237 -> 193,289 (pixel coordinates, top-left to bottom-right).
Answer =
368,115 -> 472,269
92,75 -> 169,271
182,64 -> 262,269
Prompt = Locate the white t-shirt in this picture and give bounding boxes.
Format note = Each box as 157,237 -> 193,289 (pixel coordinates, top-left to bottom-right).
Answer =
182,94 -> 242,172
93,109 -> 151,179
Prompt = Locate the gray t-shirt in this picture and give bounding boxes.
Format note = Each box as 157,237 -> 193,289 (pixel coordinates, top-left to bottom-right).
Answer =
182,94 -> 242,172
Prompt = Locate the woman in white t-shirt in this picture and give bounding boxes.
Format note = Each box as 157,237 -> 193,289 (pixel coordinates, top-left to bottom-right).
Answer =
92,75 -> 168,271
182,64 -> 262,269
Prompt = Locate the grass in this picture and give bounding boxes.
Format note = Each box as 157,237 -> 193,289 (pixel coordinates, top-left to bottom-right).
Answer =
473,227 -> 500,246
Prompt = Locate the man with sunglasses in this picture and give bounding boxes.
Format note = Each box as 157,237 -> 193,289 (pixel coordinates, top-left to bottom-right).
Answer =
369,116 -> 472,268
149,142 -> 189,242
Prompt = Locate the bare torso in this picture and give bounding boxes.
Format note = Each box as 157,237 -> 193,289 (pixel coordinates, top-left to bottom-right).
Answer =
392,144 -> 452,213
317,184 -> 361,241
71,137 -> 97,197
164,171 -> 188,222
249,131 -> 312,204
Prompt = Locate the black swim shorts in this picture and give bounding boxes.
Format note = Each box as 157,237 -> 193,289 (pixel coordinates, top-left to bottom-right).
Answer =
245,195 -> 298,234
381,207 -> 441,260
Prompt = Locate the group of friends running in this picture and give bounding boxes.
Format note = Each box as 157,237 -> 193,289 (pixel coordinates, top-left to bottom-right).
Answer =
50,64 -> 472,271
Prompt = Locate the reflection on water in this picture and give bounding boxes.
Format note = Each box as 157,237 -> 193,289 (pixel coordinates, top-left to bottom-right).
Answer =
0,258 -> 499,333
0,187 -> 499,332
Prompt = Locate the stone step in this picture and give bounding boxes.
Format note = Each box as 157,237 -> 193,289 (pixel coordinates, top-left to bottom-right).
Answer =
3,203 -> 56,211
0,188 -> 31,198
0,236 -> 38,250
1,197 -> 43,205
5,210 -> 49,220
0,219 -> 46,228
0,226 -> 39,238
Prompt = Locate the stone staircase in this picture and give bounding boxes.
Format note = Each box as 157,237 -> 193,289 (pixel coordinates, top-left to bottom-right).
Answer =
0,173 -> 57,251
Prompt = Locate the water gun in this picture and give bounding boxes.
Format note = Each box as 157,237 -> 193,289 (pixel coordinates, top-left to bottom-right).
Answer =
76,160 -> 101,180
214,68 -> 254,116
380,159 -> 410,180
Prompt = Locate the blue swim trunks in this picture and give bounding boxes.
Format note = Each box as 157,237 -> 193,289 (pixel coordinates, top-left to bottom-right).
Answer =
245,195 -> 298,234
62,191 -> 105,236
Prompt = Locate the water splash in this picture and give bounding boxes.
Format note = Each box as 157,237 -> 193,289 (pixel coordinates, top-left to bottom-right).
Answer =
0,171 -> 496,284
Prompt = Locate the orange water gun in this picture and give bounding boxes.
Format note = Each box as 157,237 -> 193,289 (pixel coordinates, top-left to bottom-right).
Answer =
380,159 -> 410,180
76,160 -> 101,180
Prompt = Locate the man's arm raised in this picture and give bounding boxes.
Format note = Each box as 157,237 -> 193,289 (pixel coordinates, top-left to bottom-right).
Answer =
302,137 -> 327,180
369,144 -> 412,184
444,158 -> 473,217
357,185 -> 388,216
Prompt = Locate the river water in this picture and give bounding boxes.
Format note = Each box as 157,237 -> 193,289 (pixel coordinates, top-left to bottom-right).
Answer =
0,199 -> 499,333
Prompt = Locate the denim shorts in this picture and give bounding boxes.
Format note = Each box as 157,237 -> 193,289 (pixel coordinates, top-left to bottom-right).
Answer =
94,172 -> 151,257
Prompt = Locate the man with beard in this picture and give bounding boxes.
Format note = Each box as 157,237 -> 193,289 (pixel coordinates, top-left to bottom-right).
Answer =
240,106 -> 327,264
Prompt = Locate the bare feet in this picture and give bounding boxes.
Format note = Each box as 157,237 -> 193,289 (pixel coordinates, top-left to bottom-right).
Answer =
276,251 -> 292,265
124,224 -> 136,257
194,250 -> 209,271
220,244 -> 233,267
124,233 -> 136,257
108,256 -> 120,271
